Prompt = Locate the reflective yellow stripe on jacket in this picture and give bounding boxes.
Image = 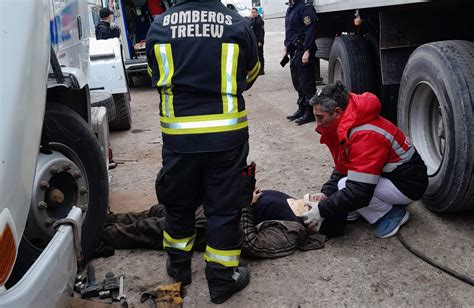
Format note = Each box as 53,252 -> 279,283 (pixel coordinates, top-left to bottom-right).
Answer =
154,43 -> 175,117
246,61 -> 261,83
155,43 -> 248,135
163,231 -> 196,252
221,43 -> 239,114
204,245 -> 241,267
161,110 -> 248,135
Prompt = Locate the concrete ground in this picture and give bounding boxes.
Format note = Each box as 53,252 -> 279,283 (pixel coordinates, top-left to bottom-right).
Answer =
90,18 -> 474,307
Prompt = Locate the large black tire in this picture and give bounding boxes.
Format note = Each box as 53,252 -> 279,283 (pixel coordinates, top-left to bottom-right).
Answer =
398,40 -> 474,212
90,90 -> 116,122
315,37 -> 334,60
328,35 -> 377,93
41,104 -> 109,260
109,93 -> 132,131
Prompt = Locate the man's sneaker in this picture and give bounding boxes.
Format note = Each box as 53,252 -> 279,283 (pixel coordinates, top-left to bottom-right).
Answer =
166,258 -> 192,286
347,211 -> 361,222
210,266 -> 250,304
374,205 -> 410,239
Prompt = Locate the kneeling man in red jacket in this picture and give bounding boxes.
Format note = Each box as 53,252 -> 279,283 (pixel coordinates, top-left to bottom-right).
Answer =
303,81 -> 428,238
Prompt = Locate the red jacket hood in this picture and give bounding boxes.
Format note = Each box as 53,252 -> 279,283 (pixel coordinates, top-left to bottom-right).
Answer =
336,92 -> 382,142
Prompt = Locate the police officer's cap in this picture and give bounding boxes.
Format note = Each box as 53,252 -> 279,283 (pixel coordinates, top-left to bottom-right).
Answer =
99,7 -> 113,19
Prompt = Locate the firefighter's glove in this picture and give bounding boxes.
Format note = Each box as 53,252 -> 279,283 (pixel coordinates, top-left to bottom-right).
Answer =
302,194 -> 325,231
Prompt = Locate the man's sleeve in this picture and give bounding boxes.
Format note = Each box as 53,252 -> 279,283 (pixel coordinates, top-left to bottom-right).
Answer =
302,4 -> 317,50
318,132 -> 391,219
241,206 -> 305,259
243,24 -> 260,89
146,28 -> 160,88
320,168 -> 344,197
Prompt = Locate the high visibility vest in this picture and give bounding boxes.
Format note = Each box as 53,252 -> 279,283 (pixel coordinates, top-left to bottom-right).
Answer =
147,1 -> 260,153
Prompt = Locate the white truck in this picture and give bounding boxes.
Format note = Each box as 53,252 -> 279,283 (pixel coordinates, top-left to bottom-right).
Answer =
264,0 -> 474,212
0,0 -> 122,306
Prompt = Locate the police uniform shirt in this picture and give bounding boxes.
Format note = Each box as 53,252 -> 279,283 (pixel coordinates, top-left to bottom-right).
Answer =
146,0 -> 260,153
284,0 -> 317,51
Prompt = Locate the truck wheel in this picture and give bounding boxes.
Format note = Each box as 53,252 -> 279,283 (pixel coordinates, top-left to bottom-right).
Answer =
25,103 -> 109,261
315,37 -> 334,60
398,40 -> 474,212
328,35 -> 376,93
109,93 -> 132,131
90,90 -> 117,122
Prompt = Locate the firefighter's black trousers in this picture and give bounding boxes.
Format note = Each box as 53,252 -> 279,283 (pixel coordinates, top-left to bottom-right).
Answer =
155,142 -> 255,285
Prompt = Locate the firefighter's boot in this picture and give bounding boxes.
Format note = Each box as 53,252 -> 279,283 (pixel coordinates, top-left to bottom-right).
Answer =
206,263 -> 250,304
166,258 -> 192,286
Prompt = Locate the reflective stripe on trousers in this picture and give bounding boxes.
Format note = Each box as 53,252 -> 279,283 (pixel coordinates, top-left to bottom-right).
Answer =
163,230 -> 196,252
204,245 -> 241,267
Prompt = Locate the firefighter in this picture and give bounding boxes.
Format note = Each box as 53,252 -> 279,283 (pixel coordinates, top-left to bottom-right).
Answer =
146,0 -> 260,304
284,0 -> 317,125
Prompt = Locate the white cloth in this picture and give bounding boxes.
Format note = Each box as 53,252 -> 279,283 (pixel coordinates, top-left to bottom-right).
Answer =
337,177 -> 413,224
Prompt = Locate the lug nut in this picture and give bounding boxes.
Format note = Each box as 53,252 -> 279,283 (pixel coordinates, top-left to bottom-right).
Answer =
79,187 -> 88,195
38,201 -> 48,209
63,163 -> 71,171
49,165 -> 59,174
73,171 -> 82,179
39,181 -> 50,190
44,218 -> 56,227
48,188 -> 65,205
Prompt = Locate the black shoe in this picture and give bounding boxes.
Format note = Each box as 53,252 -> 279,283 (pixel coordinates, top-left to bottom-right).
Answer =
286,108 -> 304,121
295,110 -> 315,125
166,258 -> 192,286
210,266 -> 250,304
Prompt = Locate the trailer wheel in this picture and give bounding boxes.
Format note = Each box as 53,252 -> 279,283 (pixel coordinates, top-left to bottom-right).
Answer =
109,93 -> 132,131
90,90 -> 116,122
398,40 -> 474,212
315,37 -> 334,60
328,35 -> 376,93
26,103 -> 109,261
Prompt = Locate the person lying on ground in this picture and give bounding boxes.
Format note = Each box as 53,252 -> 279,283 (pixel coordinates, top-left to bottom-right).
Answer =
301,81 -> 428,239
99,188 -> 346,259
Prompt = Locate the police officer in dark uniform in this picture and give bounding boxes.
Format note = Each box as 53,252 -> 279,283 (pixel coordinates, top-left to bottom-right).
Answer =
146,0 -> 260,304
284,0 -> 317,125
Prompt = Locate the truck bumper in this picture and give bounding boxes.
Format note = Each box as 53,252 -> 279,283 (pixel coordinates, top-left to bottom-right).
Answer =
0,207 -> 83,308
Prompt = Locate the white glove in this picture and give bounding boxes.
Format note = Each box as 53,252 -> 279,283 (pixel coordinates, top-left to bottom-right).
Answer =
302,194 -> 325,231
304,193 -> 327,204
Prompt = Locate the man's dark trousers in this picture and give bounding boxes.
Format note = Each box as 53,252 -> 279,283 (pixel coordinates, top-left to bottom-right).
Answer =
155,142 -> 255,290
290,49 -> 316,109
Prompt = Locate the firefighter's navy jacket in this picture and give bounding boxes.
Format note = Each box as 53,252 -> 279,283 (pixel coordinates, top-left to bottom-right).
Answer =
284,0 -> 317,51
146,0 -> 260,153
316,92 -> 429,219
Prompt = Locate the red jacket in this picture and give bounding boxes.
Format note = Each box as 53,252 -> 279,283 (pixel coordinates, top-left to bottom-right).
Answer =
316,93 -> 428,219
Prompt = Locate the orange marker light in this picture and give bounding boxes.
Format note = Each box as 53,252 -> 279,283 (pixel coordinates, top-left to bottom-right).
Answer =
0,224 -> 17,286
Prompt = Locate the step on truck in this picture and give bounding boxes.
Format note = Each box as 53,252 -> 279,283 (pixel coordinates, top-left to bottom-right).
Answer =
264,0 -> 474,212
0,0 -> 114,306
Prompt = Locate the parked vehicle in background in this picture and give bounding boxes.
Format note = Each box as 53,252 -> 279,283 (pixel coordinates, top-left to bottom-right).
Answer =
88,0 -> 133,131
0,0 -> 110,306
263,0 -> 474,212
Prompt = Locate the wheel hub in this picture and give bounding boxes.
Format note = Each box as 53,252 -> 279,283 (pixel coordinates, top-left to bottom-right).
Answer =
409,82 -> 446,176
25,149 -> 88,247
